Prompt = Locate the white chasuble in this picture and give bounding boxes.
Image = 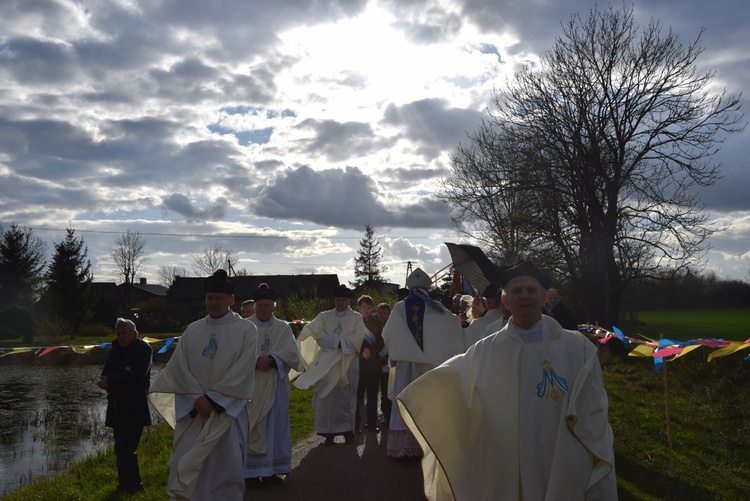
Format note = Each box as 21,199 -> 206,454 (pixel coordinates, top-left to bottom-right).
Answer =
246,315 -> 301,456
293,308 -> 366,397
397,316 -> 617,501
149,311 -> 257,500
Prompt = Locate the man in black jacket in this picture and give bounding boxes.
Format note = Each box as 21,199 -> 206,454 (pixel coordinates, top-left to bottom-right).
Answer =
545,288 -> 578,330
98,318 -> 152,494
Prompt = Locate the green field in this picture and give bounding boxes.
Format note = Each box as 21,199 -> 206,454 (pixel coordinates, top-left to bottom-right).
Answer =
622,308 -> 750,342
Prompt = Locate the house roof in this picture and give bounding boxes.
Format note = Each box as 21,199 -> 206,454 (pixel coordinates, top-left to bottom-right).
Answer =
125,282 -> 168,296
167,274 -> 340,300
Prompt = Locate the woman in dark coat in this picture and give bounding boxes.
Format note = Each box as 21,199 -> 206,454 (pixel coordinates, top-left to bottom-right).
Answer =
98,318 -> 152,494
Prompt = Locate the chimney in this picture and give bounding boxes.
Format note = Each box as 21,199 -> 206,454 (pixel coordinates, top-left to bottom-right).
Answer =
140,277 -> 147,285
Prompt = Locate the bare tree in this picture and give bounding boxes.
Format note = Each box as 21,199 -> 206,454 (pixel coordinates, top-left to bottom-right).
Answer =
440,122 -> 545,267
111,230 -> 148,311
441,5 -> 743,326
111,230 -> 148,286
192,243 -> 237,277
157,265 -> 188,288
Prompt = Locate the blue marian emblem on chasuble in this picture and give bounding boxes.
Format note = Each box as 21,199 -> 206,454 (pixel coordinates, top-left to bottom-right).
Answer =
333,321 -> 343,335
536,359 -> 568,402
260,337 -> 270,354
202,333 -> 218,360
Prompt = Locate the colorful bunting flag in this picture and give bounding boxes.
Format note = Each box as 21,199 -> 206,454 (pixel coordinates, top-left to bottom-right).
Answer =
580,325 -> 750,372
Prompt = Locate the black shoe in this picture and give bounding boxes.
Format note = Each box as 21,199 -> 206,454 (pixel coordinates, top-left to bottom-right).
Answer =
118,484 -> 146,494
364,424 -> 380,433
246,477 -> 264,489
324,435 -> 335,446
263,475 -> 284,485
343,432 -> 355,444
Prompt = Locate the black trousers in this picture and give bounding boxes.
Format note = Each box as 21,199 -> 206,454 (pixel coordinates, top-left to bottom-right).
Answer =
113,423 -> 145,491
356,371 -> 380,426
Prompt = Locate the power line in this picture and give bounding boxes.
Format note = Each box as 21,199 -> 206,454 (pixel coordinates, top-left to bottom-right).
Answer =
18,226 -> 449,240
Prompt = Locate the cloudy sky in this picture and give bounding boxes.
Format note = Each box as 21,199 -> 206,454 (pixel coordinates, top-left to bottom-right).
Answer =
1,0 -> 748,288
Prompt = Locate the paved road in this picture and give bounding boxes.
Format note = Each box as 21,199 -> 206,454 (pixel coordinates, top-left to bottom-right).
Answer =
243,428 -> 425,500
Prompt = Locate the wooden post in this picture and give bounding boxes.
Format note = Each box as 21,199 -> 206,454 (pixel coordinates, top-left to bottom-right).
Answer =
662,355 -> 674,475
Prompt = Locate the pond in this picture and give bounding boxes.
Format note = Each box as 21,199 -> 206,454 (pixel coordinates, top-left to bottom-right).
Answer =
0,363 -> 164,496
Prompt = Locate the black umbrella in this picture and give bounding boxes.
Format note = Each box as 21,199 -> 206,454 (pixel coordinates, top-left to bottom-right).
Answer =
444,242 -> 503,295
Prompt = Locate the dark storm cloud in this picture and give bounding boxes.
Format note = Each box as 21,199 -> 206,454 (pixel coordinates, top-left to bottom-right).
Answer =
0,36 -> 77,84
161,194 -> 229,221
699,168 -> 750,213
382,98 -> 483,157
0,113 -> 244,209
0,117 -> 106,177
296,119 -> 388,162
0,172 -> 100,214
251,165 -> 452,229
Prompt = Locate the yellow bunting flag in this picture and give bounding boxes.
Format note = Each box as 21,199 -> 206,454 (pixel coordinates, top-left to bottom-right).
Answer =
672,345 -> 703,360
629,344 -> 655,358
71,345 -> 97,354
707,342 -> 750,361
0,347 -> 33,358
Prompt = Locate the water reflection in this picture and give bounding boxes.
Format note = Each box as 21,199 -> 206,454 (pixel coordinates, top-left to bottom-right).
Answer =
0,363 -> 164,496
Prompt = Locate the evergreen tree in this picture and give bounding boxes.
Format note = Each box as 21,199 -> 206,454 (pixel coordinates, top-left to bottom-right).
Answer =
0,224 -> 47,307
352,223 -> 387,287
46,227 -> 95,334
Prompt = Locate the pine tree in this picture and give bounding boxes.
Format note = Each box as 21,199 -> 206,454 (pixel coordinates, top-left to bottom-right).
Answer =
352,223 -> 386,287
0,224 -> 47,307
46,227 -> 95,334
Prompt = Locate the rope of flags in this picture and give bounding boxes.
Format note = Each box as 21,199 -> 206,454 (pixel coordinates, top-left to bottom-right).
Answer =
0,336 -> 181,358
0,320 -> 312,359
579,324 -> 750,372
3,322 -> 746,373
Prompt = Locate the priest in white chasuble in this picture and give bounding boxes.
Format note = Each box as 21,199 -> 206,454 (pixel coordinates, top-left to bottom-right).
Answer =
149,269 -> 258,500
294,284 -> 367,445
397,260 -> 617,500
244,283 -> 302,488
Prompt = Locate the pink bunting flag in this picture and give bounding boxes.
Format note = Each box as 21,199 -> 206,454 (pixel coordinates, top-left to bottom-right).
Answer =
652,347 -> 684,358
37,346 -> 60,358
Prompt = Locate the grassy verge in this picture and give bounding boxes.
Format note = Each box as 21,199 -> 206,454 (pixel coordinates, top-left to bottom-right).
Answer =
3,423 -> 173,501
4,388 -> 314,501
603,345 -> 749,499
